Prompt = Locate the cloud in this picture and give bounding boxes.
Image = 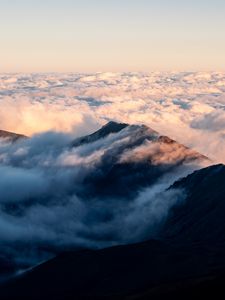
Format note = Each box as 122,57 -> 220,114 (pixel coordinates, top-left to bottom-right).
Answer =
0,71 -> 225,277
0,124 -> 204,275
191,110 -> 225,132
0,98 -> 100,137
119,138 -> 205,165
1,71 -> 225,162
0,166 -> 48,203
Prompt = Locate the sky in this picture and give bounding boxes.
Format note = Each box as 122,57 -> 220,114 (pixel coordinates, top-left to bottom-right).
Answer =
0,0 -> 225,72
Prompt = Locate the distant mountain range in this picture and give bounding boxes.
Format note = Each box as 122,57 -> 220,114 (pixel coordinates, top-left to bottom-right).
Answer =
1,122 -> 224,299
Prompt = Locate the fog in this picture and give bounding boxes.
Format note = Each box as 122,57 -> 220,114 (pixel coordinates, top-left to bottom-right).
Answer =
0,71 -> 223,276
0,124 -> 206,274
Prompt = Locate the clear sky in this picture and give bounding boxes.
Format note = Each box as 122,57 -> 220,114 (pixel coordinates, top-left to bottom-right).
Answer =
1,0 -> 225,72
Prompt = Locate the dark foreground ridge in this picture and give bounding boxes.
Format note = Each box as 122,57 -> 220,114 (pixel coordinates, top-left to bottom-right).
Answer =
1,164 -> 225,299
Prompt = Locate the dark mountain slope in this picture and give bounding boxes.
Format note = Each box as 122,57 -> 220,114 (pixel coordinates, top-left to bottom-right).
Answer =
72,121 -> 129,147
1,164 -> 225,299
162,164 -> 225,243
2,239 -> 225,300
0,130 -> 26,142
71,122 -> 208,199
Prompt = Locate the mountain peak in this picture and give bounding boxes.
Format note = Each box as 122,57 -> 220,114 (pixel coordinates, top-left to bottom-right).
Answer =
71,121 -> 209,164
99,121 -> 129,134
72,121 -> 129,147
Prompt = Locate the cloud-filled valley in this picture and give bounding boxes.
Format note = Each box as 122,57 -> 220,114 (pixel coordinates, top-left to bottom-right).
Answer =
0,121 -> 209,277
0,71 -> 224,283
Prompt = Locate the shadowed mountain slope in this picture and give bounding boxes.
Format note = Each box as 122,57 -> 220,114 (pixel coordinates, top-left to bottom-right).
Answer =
72,121 -> 129,147
162,164 -> 225,243
1,164 -> 225,299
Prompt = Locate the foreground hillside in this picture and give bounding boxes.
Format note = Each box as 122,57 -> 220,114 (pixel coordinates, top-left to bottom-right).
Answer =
1,164 -> 225,299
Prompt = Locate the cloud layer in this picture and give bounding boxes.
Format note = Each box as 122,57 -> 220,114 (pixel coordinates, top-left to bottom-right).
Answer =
0,72 -> 225,162
0,71 -> 224,278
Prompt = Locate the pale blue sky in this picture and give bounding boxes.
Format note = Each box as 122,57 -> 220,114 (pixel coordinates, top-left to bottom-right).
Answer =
1,0 -> 225,72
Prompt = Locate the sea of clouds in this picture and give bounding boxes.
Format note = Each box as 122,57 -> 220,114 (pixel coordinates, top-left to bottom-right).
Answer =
0,71 -> 225,162
0,71 -> 224,277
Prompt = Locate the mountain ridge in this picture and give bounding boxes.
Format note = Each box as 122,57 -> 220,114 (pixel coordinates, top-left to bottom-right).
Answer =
1,163 -> 225,299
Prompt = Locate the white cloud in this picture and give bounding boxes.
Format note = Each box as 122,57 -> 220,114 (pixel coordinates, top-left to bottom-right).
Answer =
0,71 -> 225,164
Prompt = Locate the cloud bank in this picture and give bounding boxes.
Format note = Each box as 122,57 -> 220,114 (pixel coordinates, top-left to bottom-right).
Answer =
0,71 -> 224,278
0,72 -> 225,162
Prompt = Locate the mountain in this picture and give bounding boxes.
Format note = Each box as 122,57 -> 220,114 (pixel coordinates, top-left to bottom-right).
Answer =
0,122 -> 208,205
0,122 -> 215,298
1,164 -> 225,299
70,121 -> 208,199
0,130 -> 27,142
72,121 -> 129,147
162,164 -> 225,243
0,122 -> 209,280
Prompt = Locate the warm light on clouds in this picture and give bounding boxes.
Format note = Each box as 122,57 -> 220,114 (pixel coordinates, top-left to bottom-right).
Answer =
0,72 -> 225,164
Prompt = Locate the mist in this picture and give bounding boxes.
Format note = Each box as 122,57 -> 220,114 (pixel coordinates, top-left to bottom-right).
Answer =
0,124 -> 205,275
1,71 -> 222,277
